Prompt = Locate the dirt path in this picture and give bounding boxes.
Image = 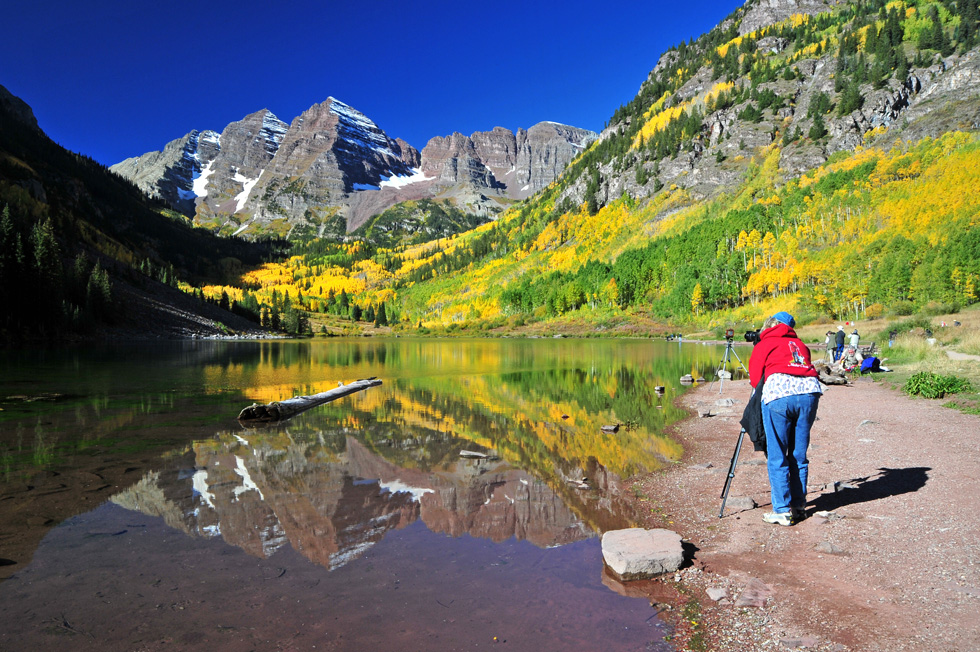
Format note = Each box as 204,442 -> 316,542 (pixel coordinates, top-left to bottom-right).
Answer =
627,377 -> 980,652
946,349 -> 980,362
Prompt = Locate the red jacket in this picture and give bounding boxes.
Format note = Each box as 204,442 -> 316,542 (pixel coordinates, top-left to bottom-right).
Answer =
749,323 -> 818,387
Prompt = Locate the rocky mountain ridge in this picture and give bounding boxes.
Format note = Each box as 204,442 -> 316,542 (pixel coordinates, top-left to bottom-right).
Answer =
546,0 -> 980,218
111,98 -> 596,239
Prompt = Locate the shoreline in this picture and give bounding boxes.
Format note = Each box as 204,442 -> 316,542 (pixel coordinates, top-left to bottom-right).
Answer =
623,377 -> 980,651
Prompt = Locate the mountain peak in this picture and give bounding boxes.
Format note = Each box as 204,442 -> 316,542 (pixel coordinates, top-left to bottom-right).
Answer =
0,84 -> 40,131
112,98 -> 595,238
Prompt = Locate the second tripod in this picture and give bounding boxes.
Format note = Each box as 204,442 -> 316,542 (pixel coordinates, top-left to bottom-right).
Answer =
712,330 -> 748,393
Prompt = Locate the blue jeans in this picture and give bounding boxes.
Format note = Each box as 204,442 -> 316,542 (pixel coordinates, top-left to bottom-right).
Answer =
762,393 -> 820,514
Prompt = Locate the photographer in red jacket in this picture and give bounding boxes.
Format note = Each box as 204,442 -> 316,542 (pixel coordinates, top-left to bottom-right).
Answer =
748,311 -> 823,526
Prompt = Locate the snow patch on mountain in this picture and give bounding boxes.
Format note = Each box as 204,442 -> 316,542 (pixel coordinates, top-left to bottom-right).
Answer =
200,130 -> 221,147
192,159 -> 216,197
379,168 -> 434,189
232,170 -> 263,212
329,98 -> 399,160
259,111 -> 288,157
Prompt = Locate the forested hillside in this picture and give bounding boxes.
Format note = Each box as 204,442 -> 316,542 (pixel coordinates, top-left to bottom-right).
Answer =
0,85 -> 281,341
189,0 -> 979,335
5,0 -> 979,340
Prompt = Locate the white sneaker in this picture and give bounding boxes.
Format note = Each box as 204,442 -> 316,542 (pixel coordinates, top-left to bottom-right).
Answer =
762,512 -> 794,526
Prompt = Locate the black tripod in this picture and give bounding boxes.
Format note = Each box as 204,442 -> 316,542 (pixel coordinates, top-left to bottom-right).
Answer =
718,428 -> 746,518
711,337 -> 748,394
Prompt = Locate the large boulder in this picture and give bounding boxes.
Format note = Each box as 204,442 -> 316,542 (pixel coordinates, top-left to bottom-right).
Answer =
601,528 -> 684,580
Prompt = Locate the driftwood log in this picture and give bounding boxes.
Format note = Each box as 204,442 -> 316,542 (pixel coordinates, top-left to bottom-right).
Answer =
237,378 -> 382,425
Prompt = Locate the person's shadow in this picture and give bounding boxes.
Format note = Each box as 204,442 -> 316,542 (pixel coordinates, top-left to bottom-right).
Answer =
810,467 -> 931,512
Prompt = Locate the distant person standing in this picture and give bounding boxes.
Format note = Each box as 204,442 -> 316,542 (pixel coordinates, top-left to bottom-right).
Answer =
834,326 -> 845,361
849,329 -> 860,349
749,311 -> 822,526
889,330 -> 897,348
824,330 -> 835,362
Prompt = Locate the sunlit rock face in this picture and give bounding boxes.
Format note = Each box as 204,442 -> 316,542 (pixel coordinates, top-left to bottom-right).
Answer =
111,97 -> 595,238
419,123 -> 597,201
738,0 -> 833,35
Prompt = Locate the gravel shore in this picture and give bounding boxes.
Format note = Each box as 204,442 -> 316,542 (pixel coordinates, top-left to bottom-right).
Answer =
626,377 -> 980,652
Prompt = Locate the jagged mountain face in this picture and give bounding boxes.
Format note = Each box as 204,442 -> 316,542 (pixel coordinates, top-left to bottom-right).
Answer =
112,98 -> 596,239
738,0 -> 833,35
421,123 -> 597,199
111,129 -> 221,215
550,0 -> 980,216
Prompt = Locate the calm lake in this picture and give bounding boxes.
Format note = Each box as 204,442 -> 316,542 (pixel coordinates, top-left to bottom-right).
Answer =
0,337 -> 737,651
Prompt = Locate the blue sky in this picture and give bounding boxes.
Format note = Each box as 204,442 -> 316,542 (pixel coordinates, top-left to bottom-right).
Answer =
2,0 -> 739,166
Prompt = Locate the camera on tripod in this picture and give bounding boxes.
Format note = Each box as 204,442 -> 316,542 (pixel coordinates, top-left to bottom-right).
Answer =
724,328 -> 735,341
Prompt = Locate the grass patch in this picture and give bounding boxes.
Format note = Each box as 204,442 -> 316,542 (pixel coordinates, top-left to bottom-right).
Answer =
880,329 -> 980,413
954,330 -> 980,356
680,593 -> 709,652
903,371 -> 972,399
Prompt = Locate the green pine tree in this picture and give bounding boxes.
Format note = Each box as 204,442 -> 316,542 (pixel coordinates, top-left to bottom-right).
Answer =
374,302 -> 388,327
809,114 -> 828,140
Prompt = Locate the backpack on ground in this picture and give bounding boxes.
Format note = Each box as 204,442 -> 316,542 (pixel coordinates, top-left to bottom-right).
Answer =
860,357 -> 881,373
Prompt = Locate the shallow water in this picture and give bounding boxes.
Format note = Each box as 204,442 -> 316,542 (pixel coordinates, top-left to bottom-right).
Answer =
0,338 -> 737,651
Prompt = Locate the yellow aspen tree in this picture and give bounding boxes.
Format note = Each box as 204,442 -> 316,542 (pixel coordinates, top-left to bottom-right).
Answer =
951,268 -> 963,295
603,278 -> 620,308
735,230 -> 749,269
761,231 -> 777,268
746,229 -> 762,268
691,282 -> 704,315
964,275 -> 977,302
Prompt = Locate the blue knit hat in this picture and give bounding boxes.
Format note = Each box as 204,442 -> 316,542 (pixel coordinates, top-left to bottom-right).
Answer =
772,311 -> 795,327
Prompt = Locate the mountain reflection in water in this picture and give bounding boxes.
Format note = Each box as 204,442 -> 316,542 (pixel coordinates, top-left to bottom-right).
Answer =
112,430 -> 591,572
0,338 -> 737,651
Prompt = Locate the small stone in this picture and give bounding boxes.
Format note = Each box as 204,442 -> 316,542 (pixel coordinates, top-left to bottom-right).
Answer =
734,578 -> 773,608
724,496 -> 756,512
813,510 -> 843,522
26,516 -> 53,526
691,462 -> 714,469
601,528 -> 685,580
779,636 -> 821,649
706,587 -> 729,601
814,541 -> 845,555
715,397 -> 736,407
